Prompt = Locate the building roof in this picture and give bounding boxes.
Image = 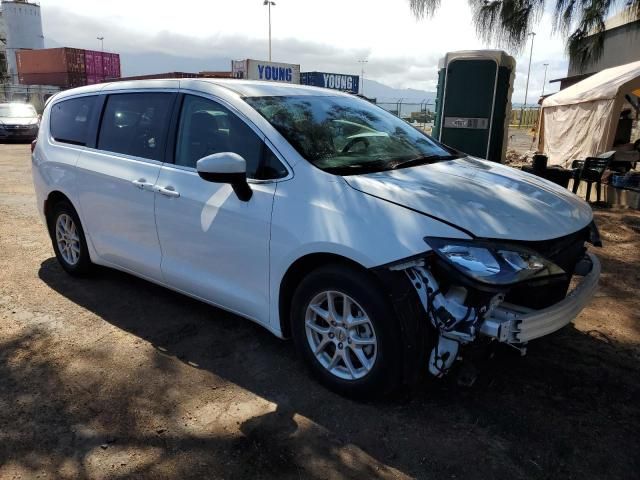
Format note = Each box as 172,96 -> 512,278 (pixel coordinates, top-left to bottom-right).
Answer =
549,73 -> 592,85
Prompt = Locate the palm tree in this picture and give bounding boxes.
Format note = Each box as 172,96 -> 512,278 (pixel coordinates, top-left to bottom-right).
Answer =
409,0 -> 640,70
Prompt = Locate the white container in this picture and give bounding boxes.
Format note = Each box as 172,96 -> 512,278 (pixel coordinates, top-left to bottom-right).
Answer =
232,59 -> 300,84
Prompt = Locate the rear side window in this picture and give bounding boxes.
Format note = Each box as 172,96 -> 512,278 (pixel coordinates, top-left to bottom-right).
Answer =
50,96 -> 97,146
98,93 -> 174,161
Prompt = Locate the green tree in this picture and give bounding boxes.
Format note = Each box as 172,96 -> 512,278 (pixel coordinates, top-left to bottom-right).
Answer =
409,0 -> 640,70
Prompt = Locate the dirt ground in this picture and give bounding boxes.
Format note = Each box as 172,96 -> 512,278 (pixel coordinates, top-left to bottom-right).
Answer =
505,127 -> 539,164
1,143 -> 639,480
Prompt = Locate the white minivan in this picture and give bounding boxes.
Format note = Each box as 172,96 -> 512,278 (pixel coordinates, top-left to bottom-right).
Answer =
32,79 -> 601,397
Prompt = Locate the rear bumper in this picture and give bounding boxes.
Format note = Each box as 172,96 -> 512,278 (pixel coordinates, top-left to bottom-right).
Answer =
0,128 -> 38,140
479,252 -> 600,344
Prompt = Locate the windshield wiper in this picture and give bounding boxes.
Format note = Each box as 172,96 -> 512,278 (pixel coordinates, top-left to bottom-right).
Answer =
323,159 -> 390,176
322,154 -> 461,176
389,154 -> 461,170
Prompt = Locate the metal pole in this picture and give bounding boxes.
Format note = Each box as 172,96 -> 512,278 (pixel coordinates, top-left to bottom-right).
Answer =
358,59 -> 368,96
263,1 -> 275,61
541,63 -> 549,97
520,32 -> 536,127
268,2 -> 272,61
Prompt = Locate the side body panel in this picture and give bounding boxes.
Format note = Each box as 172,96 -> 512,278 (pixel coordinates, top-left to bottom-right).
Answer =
31,103 -> 82,224
72,87 -> 179,281
74,149 -> 164,281
154,165 -> 276,325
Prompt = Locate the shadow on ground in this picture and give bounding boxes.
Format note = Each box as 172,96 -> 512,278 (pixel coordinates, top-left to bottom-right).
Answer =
1,244 -> 634,479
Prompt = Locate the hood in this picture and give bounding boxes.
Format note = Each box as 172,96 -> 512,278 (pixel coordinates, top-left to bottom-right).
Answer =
344,157 -> 593,241
0,116 -> 38,126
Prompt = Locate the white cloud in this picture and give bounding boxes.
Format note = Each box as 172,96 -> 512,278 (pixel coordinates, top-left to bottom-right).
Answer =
40,0 -> 571,102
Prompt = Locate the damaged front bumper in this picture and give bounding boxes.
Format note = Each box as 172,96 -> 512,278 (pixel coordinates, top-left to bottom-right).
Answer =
479,252 -> 600,344
386,250 -> 600,378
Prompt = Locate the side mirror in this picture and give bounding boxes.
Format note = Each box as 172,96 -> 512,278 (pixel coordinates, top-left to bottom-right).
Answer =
196,152 -> 252,201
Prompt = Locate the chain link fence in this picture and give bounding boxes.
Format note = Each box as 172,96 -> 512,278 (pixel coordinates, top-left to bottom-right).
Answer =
376,101 -> 435,133
376,99 -> 541,135
510,107 -> 540,129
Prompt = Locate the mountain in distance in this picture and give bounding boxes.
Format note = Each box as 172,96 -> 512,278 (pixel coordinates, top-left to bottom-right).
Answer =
363,79 -> 436,106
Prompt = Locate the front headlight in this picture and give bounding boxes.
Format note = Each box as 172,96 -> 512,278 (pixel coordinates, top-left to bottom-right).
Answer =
425,237 -> 565,286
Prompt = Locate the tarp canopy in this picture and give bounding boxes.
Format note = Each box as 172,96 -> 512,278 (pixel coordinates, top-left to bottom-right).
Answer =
539,60 -> 640,167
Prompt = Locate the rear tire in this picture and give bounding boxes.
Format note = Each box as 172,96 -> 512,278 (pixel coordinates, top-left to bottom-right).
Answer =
48,200 -> 93,276
290,264 -> 402,398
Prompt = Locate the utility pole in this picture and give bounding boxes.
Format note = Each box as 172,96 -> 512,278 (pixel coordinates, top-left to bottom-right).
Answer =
358,59 -> 368,96
97,36 -> 104,52
520,31 -> 536,127
263,1 -> 276,61
541,63 -> 549,97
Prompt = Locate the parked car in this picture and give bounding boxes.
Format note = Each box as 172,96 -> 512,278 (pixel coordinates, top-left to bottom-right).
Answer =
0,102 -> 40,141
31,80 -> 601,397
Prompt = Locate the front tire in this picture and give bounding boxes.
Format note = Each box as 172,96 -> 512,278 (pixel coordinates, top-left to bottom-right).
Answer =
290,264 -> 402,398
48,200 -> 93,276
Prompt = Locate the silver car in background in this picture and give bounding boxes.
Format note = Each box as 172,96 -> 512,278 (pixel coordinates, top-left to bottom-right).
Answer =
0,102 -> 40,142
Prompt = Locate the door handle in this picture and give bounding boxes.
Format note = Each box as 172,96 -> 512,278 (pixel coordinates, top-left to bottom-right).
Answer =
132,178 -> 155,191
156,185 -> 180,198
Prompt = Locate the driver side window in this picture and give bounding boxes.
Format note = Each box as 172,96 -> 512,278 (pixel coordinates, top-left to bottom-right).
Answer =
175,95 -> 288,180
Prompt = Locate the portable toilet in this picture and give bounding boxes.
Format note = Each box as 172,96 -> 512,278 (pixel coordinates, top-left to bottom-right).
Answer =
432,50 -> 515,163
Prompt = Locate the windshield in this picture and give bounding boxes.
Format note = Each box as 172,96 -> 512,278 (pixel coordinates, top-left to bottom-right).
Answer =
0,104 -> 37,118
244,95 -> 461,175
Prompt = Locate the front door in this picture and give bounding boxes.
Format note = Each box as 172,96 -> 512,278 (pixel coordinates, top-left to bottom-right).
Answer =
75,91 -> 176,281
154,94 -> 288,325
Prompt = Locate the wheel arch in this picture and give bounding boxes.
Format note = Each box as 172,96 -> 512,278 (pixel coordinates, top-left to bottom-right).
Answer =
278,252 -> 385,338
44,190 -> 76,231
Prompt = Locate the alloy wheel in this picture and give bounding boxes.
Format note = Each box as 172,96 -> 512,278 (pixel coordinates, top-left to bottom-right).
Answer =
55,213 -> 81,266
304,290 -> 378,380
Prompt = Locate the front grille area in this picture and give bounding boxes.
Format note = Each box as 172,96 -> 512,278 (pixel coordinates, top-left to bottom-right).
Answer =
503,227 -> 590,309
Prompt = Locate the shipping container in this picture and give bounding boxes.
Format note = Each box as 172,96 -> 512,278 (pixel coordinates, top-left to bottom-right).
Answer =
16,47 -> 121,88
199,71 -> 234,78
93,51 -> 104,78
110,72 -> 202,82
103,54 -> 112,77
110,53 -> 121,78
85,50 -> 96,75
84,51 -> 120,80
232,59 -> 300,83
86,74 -> 106,85
18,72 -> 86,89
301,71 -> 360,94
16,47 -> 86,75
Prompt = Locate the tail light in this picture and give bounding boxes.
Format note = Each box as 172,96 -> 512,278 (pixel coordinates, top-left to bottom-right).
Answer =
31,140 -> 37,153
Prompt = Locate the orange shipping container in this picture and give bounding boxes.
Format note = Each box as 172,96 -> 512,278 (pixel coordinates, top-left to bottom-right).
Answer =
16,48 -> 86,75
19,72 -> 87,89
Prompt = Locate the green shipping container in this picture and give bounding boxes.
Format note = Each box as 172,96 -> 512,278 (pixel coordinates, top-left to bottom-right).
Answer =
433,50 -> 515,163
